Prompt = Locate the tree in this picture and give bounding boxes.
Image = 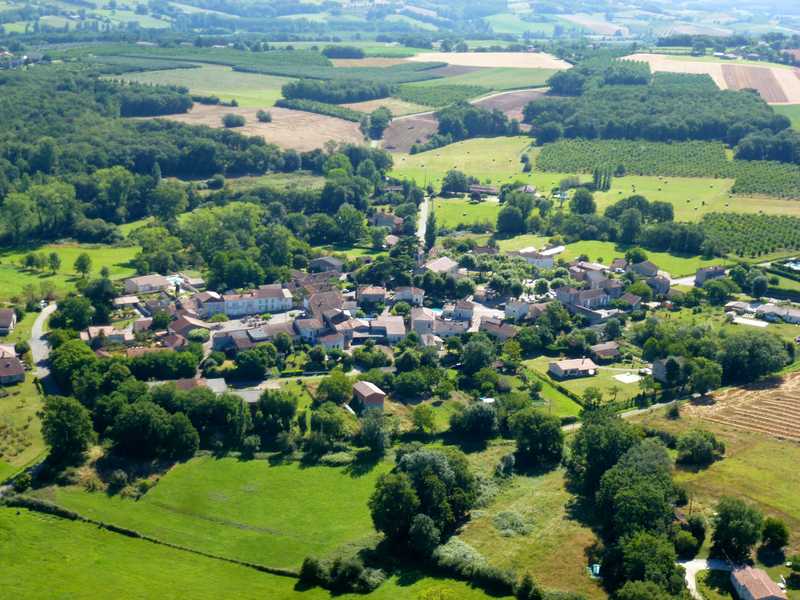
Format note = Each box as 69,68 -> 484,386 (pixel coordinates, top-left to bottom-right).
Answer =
369,472 -> 420,541
360,408 -> 391,455
411,404 -> 436,436
762,517 -> 789,550
51,296 -> 94,330
450,402 -> 498,441
676,429 -> 725,466
569,188 -> 596,215
409,513 -> 440,556
615,581 -> 673,600
48,252 -> 61,273
110,401 -> 171,459
509,408 -> 564,467
74,252 -> 92,278
441,170 -> 469,195
625,247 -> 648,264
687,357 -> 722,395
316,369 -> 352,404
150,181 -> 188,222
497,205 -> 525,235
712,497 -> 763,561
704,277 -> 739,305
222,113 -> 245,128
461,335 -> 495,375
41,395 -> 94,462
254,389 -> 297,444
256,109 -> 272,123
335,203 -> 366,245
424,210 -> 436,252
616,531 -> 684,595
166,412 -> 200,460
619,208 -> 643,244
718,330 -> 788,384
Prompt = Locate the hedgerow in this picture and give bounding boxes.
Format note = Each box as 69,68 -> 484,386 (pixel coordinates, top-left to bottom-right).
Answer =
396,84 -> 490,107
274,98 -> 364,122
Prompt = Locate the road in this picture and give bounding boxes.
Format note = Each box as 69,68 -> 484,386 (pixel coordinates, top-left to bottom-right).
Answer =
679,558 -> 731,600
417,196 -> 432,244
31,303 -> 57,381
561,399 -> 679,433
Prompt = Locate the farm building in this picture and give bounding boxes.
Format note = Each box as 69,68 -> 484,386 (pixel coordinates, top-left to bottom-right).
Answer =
730,566 -> 787,600
0,356 -> 25,385
549,358 -> 598,379
353,381 -> 386,411
0,308 -> 17,335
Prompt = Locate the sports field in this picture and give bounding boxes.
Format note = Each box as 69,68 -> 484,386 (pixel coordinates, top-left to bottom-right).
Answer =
37,456 -> 391,569
116,65 -> 294,108
0,243 -> 139,301
0,508 -> 497,600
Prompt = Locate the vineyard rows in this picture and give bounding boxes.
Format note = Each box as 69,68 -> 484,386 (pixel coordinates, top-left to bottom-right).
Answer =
701,213 -> 800,257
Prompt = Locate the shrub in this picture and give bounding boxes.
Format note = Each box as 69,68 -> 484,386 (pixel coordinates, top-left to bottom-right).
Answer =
11,472 -> 31,493
676,429 -> 725,466
222,113 -> 245,128
674,529 -> 700,559
762,517 -> 789,550
409,513 -> 441,556
240,434 -> 261,459
256,109 -> 272,123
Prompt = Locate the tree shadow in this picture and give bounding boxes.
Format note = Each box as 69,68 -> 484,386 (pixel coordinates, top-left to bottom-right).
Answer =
757,545 -> 785,567
344,450 -> 383,478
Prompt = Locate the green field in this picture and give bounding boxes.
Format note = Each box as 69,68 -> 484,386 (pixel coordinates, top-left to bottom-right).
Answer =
0,508 -> 498,600
410,67 -> 557,91
495,234 -> 551,252
0,243 -> 139,302
484,13 -> 555,35
116,65 -> 294,108
37,456 -> 391,569
530,375 -> 583,418
526,356 -> 643,406
0,376 -> 45,474
774,104 -> 800,130
432,197 -> 501,229
392,137 -> 535,189
385,13 -> 438,31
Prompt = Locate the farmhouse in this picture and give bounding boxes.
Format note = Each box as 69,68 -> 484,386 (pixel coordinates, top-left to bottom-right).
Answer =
358,286 -> 387,305
309,256 -> 344,273
549,358 -> 598,379
307,291 -> 344,318
410,307 -> 436,334
318,332 -> 345,350
294,318 -> 326,343
433,318 -> 469,338
479,318 -> 518,342
124,274 -> 172,295
511,248 -> 555,270
695,265 -> 726,286
756,303 -> 800,324
453,300 -> 476,321
206,286 -> 293,318
628,260 -> 659,278
730,566 -> 787,600
0,308 -> 17,335
423,256 -> 460,277
353,380 -> 386,411
370,315 -> 406,343
0,356 -> 25,385
394,286 -> 425,305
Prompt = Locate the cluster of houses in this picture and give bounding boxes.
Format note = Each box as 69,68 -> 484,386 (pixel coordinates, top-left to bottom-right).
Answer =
0,308 -> 24,386
725,300 -> 800,325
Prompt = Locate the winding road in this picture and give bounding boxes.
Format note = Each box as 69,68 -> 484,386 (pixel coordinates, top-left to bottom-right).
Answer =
417,195 -> 432,244
680,558 -> 731,600
31,303 -> 57,382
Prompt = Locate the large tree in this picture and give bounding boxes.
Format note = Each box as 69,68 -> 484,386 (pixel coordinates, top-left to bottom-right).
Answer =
41,395 -> 94,462
712,497 -> 763,561
509,408 -> 564,467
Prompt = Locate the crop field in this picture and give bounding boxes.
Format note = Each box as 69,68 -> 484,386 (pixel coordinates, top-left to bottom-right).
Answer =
341,97 -> 428,116
0,509 -> 497,600
220,172 -> 326,194
473,89 -> 547,121
0,377 -> 44,475
722,64 -> 791,103
150,105 -> 364,152
37,456 -> 391,570
0,243 -> 139,301
391,136 -> 535,187
432,197 -> 501,229
460,465 -> 606,599
407,52 -> 571,70
407,67 -> 557,91
561,13 -> 628,36
701,213 -> 800,258
395,84 -> 490,107
526,356 -> 643,405
114,65 -> 293,108
382,113 -> 438,153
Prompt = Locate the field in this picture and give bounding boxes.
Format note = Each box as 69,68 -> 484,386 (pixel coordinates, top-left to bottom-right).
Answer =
150,105 -> 364,152
0,508 -> 497,600
526,356 -> 643,406
432,197 -> 500,229
341,97 -> 428,116
0,377 -> 44,476
774,104 -> 800,129
473,89 -> 547,121
391,137 -> 534,187
407,52 -> 571,70
406,67 -> 557,91
218,172 -> 326,194
484,13 -> 555,36
36,455 -> 391,570
0,243 -> 140,302
561,13 -> 628,36
114,65 -> 293,108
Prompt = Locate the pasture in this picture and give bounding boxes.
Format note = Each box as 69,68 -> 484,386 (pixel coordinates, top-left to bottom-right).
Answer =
774,104 -> 800,130
150,105 -> 364,152
0,508 -> 497,600
37,456 -> 391,569
115,65 -> 293,108
0,377 -> 45,475
432,197 -> 500,229
341,97 -> 428,116
0,243 -> 139,301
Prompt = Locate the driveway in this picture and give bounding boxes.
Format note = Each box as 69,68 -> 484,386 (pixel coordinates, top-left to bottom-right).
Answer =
417,196 -> 431,244
30,303 -> 57,381
680,558 -> 731,600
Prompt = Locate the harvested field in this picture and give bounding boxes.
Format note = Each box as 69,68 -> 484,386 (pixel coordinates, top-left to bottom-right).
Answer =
625,53 -> 800,103
561,13 -> 628,36
341,97 -> 428,116
722,65 -> 788,103
408,51 -> 571,70
423,64 -> 485,78
473,89 -> 547,121
330,57 -> 410,68
688,372 -> 800,442
149,105 -> 365,152
382,112 -> 437,152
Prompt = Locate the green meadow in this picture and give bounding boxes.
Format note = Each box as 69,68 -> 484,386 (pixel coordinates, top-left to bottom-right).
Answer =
411,67 -> 557,91
433,197 -> 501,229
774,104 -> 800,130
0,243 -> 139,302
0,376 -> 45,475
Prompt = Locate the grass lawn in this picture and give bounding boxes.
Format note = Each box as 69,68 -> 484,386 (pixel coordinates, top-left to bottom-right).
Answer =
0,376 -> 45,473
526,356 -> 642,406
770,274 -> 800,292
37,455 -> 392,570
459,468 -> 606,599
774,104 -> 800,130
0,243 -> 139,301
115,65 -> 294,108
527,372 -> 584,418
392,137 -> 535,189
2,310 -> 37,347
433,197 -> 500,229
0,508 -> 499,600
496,234 -> 551,252
411,67 -> 557,91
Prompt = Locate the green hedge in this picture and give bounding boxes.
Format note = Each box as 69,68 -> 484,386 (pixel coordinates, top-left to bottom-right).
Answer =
275,98 -> 364,122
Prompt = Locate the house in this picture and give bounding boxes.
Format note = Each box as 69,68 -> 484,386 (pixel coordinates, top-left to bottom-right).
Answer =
163,332 -> 189,351
353,381 -> 387,411
646,276 -> 671,296
294,318 -> 326,343
385,234 -> 400,248
0,356 -> 25,385
602,278 -> 625,298
371,315 -> 406,343
309,256 -> 344,273
133,318 -> 153,334
318,332 -> 345,350
371,211 -> 404,232
433,318 -> 469,338
307,291 -> 344,318
420,333 -> 444,350
590,341 -> 621,362
80,326 -> 134,345
628,260 -> 659,278
756,303 -> 800,324
610,258 -> 628,272
178,272 -> 205,290
423,256 -> 459,277
695,265 -> 726,286
618,293 -> 642,310
480,318 -> 518,342
730,566 -> 787,600
410,307 -> 436,335
394,286 -> 425,306
512,248 -> 555,270
557,287 -> 611,310
0,308 -> 17,335
358,286 -> 387,305
113,295 -> 140,309
505,300 -> 551,321
548,358 -> 598,379
473,246 -> 498,256
170,315 -> 208,338
124,274 -> 172,294
652,356 -> 687,384
453,300 -> 476,321
206,286 -> 293,318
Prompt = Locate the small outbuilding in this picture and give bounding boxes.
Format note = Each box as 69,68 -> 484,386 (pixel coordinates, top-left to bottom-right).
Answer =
353,381 -> 387,411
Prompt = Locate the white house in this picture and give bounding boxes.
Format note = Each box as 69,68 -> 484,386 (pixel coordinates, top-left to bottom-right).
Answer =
124,274 -> 172,295
394,286 -> 425,306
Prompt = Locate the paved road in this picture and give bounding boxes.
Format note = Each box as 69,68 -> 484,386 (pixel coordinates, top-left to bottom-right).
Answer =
30,303 -> 57,380
680,558 -> 731,600
417,196 -> 432,244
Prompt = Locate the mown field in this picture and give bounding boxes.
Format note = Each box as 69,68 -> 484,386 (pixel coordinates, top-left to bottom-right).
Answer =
406,67 -> 557,91
115,65 -> 294,108
0,243 -> 139,302
0,508 -> 498,600
433,197 -> 501,229
36,456 -> 391,570
774,104 -> 800,130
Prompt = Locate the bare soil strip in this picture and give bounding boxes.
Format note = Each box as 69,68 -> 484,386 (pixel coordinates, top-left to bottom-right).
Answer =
722,65 -> 788,103
407,52 -> 571,70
